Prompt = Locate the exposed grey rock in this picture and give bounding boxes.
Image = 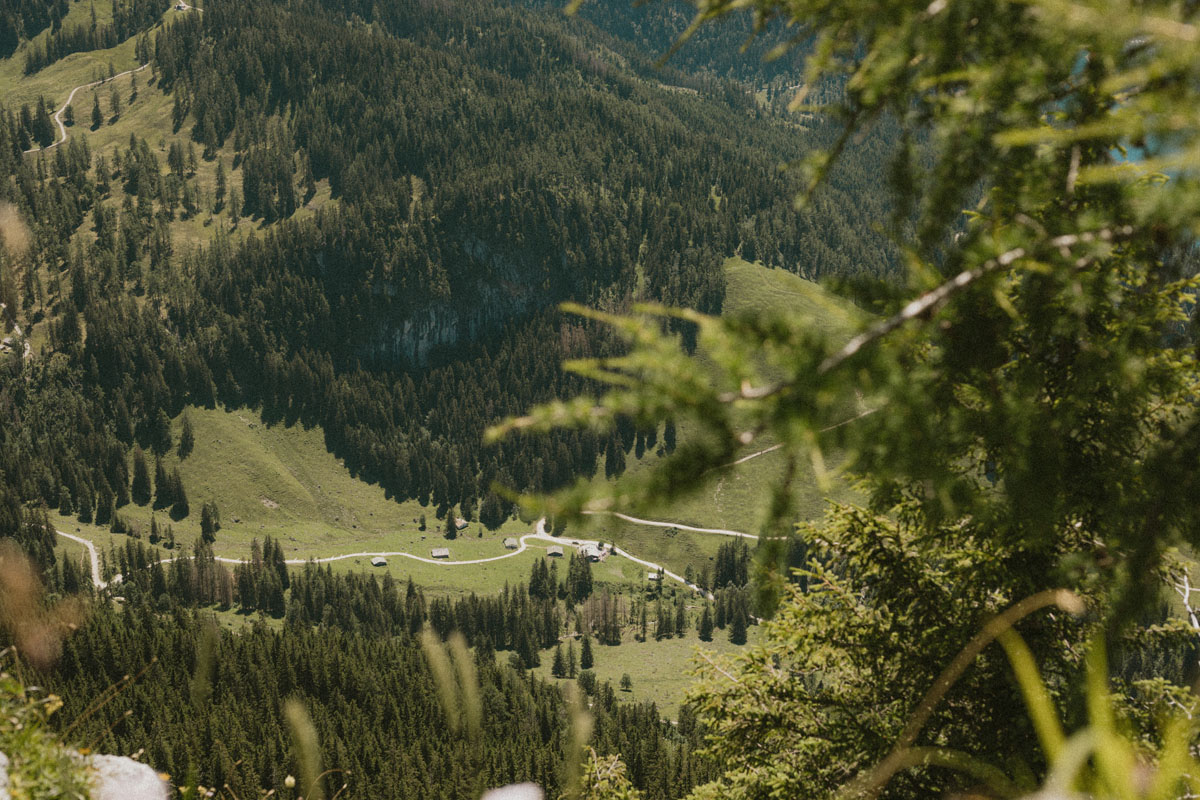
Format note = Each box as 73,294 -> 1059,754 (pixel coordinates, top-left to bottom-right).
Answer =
89,754 -> 170,800
480,783 -> 543,800
0,751 -> 10,800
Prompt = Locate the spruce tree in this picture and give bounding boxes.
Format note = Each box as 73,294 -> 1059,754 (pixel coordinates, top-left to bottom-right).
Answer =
91,93 -> 102,129
152,409 -> 172,456
567,641 -> 577,678
178,413 -> 195,459
153,458 -> 170,509
580,634 -> 593,670
698,606 -> 713,642
170,468 -> 189,519
551,644 -> 565,678
729,602 -> 748,646
131,447 -> 151,505
200,501 -> 217,544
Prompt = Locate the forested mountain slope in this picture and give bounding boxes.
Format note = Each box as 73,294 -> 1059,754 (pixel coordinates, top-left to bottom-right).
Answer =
0,0 -> 899,539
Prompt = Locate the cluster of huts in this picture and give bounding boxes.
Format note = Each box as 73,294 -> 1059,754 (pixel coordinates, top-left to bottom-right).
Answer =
365,534 -> 612,566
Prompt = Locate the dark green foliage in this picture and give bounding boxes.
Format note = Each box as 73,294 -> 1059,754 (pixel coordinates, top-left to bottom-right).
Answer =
131,448 -> 151,505
168,467 -> 188,519
728,602 -> 747,646
48,587 -> 714,798
580,634 -> 594,670
552,644 -> 566,678
21,0 -> 163,73
32,98 -> 53,147
199,500 -> 218,544
177,413 -> 194,459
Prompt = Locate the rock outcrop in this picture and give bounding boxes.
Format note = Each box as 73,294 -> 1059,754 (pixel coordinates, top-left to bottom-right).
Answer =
0,751 -> 170,800
89,754 -> 171,800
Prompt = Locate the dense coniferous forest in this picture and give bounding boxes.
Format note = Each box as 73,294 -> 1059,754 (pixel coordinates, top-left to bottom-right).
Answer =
0,0 -> 902,532
37,599 -> 714,800
17,531 -> 734,798
0,0 -> 910,796
20,0 -> 164,73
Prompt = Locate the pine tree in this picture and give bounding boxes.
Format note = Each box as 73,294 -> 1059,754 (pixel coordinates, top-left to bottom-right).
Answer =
132,447 -> 151,505
152,409 -> 172,456
78,488 -> 93,523
178,413 -> 195,458
215,160 -> 227,210
170,468 -> 189,519
200,501 -> 217,544
153,458 -> 171,509
655,599 -> 671,641
551,644 -> 566,678
729,602 -> 748,646
33,98 -> 53,147
580,634 -> 593,670
699,606 -> 713,642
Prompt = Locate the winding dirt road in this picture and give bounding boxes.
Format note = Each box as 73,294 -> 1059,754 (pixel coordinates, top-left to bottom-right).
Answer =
22,63 -> 149,155
53,529 -> 106,588
583,510 -> 756,540
54,516 -> 715,599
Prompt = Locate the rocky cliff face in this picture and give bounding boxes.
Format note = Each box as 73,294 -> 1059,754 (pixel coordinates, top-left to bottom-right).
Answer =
365,237 -> 552,365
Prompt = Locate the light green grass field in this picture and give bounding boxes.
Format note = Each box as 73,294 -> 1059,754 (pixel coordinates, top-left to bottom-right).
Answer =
0,0 -> 147,111
529,625 -> 760,718
570,257 -> 869,574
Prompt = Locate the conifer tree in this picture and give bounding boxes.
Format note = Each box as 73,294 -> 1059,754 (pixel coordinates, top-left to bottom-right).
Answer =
131,447 -> 151,505
178,413 -> 194,458
580,634 -> 593,670
698,606 -> 713,642
91,93 -> 102,129
729,602 -> 747,646
77,487 -> 93,523
200,501 -> 217,544
153,458 -> 170,509
551,644 -> 566,678
567,641 -> 577,678
170,468 -> 188,519
151,409 -> 172,456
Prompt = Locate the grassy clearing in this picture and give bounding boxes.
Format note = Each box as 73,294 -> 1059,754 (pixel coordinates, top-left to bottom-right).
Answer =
572,257 -> 869,575
42,262 -> 870,591
721,255 -> 864,333
529,626 -> 761,719
0,0 -> 144,111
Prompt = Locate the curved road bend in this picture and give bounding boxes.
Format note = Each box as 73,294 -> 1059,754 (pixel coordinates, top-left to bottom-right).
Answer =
23,63 -> 150,155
